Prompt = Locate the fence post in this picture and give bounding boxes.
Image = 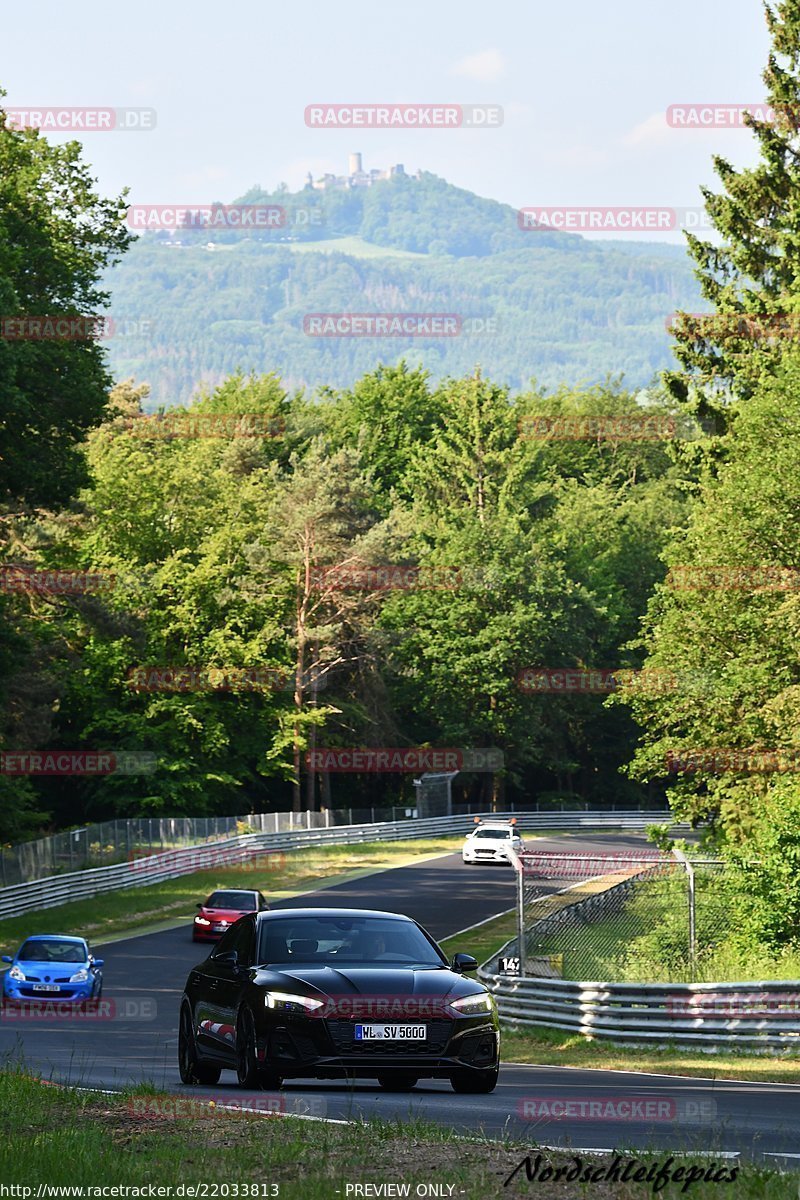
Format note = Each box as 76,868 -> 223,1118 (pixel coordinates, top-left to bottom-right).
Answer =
672,847 -> 696,980
516,860 -> 526,976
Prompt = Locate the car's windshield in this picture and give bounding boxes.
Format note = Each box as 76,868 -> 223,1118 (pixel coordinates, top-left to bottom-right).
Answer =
18,939 -> 86,963
473,828 -> 512,839
258,916 -> 446,967
205,891 -> 255,909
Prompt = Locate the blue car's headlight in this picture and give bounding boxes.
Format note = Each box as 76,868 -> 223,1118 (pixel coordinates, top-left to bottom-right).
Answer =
264,991 -> 324,1013
69,969 -> 90,983
450,993 -> 495,1015
7,965 -> 25,983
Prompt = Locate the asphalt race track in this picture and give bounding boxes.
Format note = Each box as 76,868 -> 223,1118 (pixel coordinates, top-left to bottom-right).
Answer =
2,833 -> 799,1165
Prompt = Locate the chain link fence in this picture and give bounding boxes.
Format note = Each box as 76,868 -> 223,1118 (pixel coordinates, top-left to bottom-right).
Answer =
1,799 -> 677,888
516,851 -> 728,984
0,808 -> 421,886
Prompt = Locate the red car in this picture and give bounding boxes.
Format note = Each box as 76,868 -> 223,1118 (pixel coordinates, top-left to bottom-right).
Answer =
192,889 -> 270,942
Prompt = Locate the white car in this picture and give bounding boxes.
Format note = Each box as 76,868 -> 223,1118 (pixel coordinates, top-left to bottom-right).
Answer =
462,820 -> 523,864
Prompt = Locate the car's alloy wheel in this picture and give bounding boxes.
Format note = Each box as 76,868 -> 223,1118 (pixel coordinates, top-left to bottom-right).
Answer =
236,1007 -> 283,1090
377,1074 -> 418,1092
450,1066 -> 499,1094
178,1002 -> 221,1085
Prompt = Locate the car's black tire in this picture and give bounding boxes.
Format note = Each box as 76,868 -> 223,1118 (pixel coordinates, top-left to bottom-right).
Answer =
450,1067 -> 499,1094
236,1007 -> 283,1091
178,1001 -> 221,1085
377,1073 -> 419,1092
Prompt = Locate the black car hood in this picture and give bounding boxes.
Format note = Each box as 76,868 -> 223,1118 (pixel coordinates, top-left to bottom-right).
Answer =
254,965 -> 482,1000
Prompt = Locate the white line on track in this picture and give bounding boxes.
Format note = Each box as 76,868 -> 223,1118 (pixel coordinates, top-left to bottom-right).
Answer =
499,1061 -> 800,1088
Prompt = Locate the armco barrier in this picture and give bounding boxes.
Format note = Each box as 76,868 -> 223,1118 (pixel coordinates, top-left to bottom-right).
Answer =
0,811 -> 682,920
479,888 -> 800,1051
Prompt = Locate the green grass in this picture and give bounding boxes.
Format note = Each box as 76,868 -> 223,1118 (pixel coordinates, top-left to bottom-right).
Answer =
501,1024 -> 800,1084
440,907 -> 518,963
0,1070 -> 792,1197
284,235 -> 429,259
0,837 -> 462,953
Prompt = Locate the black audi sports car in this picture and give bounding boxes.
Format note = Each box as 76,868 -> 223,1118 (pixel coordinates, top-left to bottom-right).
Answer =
179,907 -> 499,1093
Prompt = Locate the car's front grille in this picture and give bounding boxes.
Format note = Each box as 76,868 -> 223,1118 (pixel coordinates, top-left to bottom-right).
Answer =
325,1019 -> 453,1056
15,975 -> 74,983
17,987 -> 79,999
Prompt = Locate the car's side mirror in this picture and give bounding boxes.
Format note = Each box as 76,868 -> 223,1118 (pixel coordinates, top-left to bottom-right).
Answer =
215,949 -> 238,968
92,959 -> 104,969
451,952 -> 478,973
1,955 -> 11,963
196,902 -> 203,909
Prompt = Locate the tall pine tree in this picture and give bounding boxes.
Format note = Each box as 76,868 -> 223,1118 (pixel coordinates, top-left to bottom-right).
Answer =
667,0 -> 800,435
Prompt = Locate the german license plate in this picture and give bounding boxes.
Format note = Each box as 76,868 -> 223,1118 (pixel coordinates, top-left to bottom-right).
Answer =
354,1024 -> 426,1040
32,984 -> 60,992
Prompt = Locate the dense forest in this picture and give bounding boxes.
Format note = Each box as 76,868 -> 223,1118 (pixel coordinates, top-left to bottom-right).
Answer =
105,172 -> 701,405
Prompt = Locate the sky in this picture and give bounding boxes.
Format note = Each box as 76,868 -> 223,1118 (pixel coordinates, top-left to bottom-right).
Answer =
2,0 -> 771,243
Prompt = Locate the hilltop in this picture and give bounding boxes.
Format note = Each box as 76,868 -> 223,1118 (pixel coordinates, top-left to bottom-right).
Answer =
104,168 -> 701,405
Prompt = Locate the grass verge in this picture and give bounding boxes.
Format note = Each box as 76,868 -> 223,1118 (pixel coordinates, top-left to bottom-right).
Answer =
0,1070 -> 792,1198
0,838 -> 462,953
451,910 -> 800,1084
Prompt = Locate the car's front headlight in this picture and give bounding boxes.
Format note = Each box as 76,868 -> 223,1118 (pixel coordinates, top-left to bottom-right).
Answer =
69,968 -> 90,983
450,993 -> 495,1015
264,990 -> 324,1013
194,917 -> 211,926
7,965 -> 25,982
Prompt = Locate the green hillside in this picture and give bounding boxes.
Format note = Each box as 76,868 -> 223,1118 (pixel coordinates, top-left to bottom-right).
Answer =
105,173 -> 702,406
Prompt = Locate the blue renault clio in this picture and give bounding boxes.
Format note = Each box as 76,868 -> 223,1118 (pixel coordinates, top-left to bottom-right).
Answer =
2,934 -> 104,1002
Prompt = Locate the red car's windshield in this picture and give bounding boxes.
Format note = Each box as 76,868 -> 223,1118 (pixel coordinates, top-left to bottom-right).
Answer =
204,891 -> 256,910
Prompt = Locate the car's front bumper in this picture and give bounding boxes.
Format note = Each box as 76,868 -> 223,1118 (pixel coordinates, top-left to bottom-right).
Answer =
462,849 -> 512,862
2,980 -> 96,1002
254,1013 -> 499,1080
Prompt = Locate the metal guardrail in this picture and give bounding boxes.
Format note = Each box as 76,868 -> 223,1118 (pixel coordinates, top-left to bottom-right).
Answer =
0,810 -> 680,921
480,879 -> 800,1050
